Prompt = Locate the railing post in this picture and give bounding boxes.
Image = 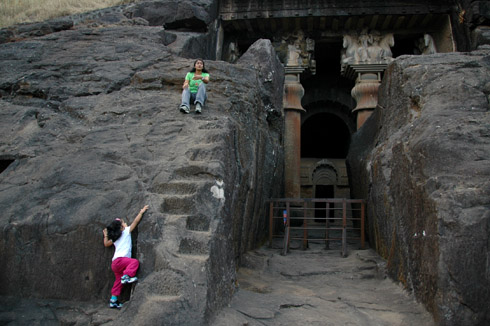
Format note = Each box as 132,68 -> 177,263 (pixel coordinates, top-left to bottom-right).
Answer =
283,201 -> 290,255
361,201 -> 365,249
303,200 -> 308,250
269,197 -> 365,256
269,201 -> 273,248
341,199 -> 347,257
325,201 -> 330,249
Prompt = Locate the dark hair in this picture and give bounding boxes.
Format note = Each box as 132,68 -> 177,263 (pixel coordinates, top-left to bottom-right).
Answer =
189,59 -> 208,73
106,220 -> 122,242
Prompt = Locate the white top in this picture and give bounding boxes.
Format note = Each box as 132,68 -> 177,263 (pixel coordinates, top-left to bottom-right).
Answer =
112,226 -> 132,261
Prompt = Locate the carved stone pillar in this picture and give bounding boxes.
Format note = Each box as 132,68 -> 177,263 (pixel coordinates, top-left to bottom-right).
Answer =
341,30 -> 394,129
275,31 -> 315,199
283,66 -> 305,198
348,68 -> 384,129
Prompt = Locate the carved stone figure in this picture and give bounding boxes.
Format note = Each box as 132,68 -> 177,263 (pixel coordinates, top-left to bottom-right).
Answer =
341,34 -> 359,64
357,28 -> 372,62
287,43 -> 301,66
341,29 -> 395,70
415,34 -> 437,55
379,33 -> 394,61
275,31 -> 316,73
367,31 -> 384,62
224,40 -> 240,63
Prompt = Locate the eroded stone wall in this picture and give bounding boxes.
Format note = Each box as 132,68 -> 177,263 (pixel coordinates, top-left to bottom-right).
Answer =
348,49 -> 490,326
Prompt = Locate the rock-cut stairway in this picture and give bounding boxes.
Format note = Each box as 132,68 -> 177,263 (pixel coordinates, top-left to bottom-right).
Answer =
134,113 -> 227,323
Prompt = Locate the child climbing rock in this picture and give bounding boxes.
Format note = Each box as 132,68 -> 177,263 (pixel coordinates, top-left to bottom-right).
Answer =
103,205 -> 149,309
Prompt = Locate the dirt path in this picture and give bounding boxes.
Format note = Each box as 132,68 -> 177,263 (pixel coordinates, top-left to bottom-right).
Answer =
212,241 -> 435,326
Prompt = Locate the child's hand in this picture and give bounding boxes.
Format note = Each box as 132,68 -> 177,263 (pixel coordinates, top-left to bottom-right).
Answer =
130,205 -> 149,232
103,228 -> 108,237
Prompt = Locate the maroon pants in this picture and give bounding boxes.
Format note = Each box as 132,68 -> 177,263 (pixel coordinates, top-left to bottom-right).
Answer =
111,257 -> 139,296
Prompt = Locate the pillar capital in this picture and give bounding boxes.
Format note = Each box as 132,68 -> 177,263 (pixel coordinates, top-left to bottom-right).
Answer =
346,68 -> 385,129
283,68 -> 306,113
340,29 -> 395,129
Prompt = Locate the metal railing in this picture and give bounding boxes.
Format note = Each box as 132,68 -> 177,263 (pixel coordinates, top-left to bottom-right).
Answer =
268,198 -> 366,257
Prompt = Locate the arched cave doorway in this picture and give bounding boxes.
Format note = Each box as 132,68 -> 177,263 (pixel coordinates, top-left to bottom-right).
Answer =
300,112 -> 352,216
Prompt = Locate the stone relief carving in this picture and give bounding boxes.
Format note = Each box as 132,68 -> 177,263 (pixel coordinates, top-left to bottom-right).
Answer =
341,34 -> 359,64
274,31 -> 316,74
415,34 -> 437,55
341,29 -> 395,72
312,159 -> 338,185
224,40 -> 240,63
287,42 -> 301,66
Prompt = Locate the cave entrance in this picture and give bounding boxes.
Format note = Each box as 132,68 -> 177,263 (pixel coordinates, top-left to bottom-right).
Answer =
0,159 -> 14,174
314,185 -> 334,219
300,112 -> 352,201
297,35 -> 356,204
218,2 -> 456,205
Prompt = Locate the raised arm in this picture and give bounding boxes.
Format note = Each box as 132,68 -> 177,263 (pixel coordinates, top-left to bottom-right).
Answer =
130,205 -> 149,232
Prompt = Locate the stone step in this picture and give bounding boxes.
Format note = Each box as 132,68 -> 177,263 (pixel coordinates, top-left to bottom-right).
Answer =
177,253 -> 209,262
163,214 -> 211,233
163,214 -> 187,228
196,120 -> 226,131
198,130 -> 225,144
185,214 -> 211,232
173,161 -> 223,180
161,195 -> 195,214
141,269 -> 186,297
178,235 -> 210,256
185,144 -> 225,161
152,181 -> 199,195
146,295 -> 182,303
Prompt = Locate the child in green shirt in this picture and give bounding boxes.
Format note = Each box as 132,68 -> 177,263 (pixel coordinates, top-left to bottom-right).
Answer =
180,59 -> 210,114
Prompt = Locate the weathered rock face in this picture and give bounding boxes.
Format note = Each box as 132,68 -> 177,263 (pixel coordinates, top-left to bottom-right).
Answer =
348,49 -> 490,326
128,0 -> 218,27
237,39 -> 285,117
0,20 -> 284,326
0,0 -> 220,60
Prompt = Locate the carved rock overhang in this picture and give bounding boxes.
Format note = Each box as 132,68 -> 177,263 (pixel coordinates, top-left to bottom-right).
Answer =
219,0 -> 453,41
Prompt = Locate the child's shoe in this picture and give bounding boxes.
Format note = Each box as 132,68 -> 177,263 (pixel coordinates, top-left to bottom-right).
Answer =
121,275 -> 138,284
109,299 -> 123,309
195,103 -> 202,114
180,105 -> 190,114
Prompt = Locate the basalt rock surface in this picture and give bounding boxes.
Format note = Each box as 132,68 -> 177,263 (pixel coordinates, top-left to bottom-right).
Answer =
347,49 -> 490,326
0,0 -> 219,60
0,17 -> 284,326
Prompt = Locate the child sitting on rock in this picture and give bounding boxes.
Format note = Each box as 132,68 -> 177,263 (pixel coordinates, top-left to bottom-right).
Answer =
103,205 -> 149,309
179,58 -> 210,114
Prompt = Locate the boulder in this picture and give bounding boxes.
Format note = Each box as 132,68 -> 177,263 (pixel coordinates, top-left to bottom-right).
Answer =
472,26 -> 490,49
0,22 -> 284,326
128,0 -> 218,27
348,49 -> 490,326
237,39 -> 285,119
